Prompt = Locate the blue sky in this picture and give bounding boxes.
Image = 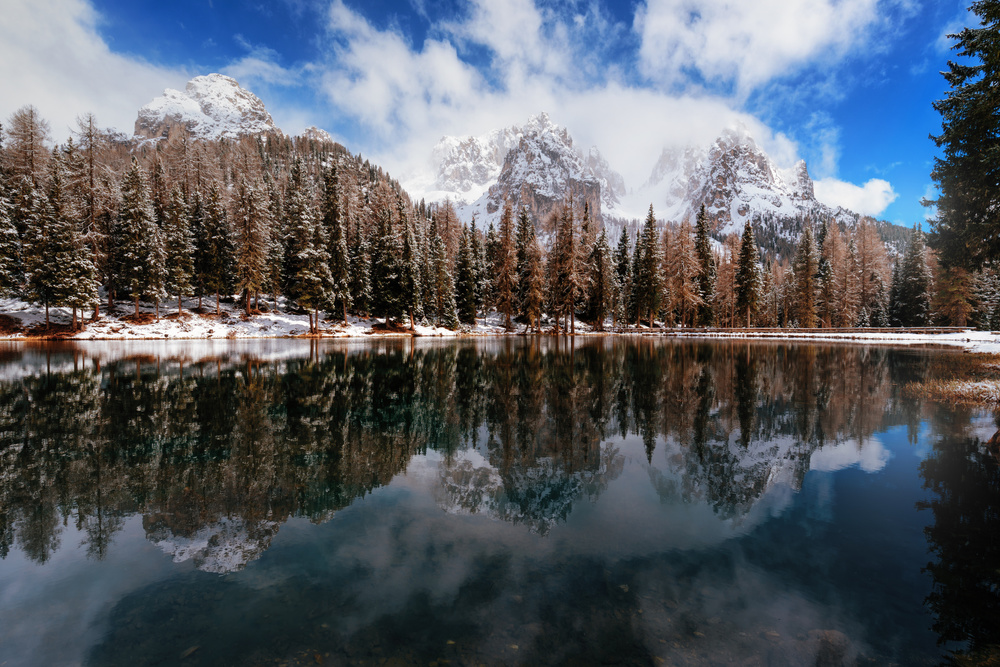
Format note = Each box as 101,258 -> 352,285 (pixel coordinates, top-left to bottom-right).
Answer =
0,0 -> 973,225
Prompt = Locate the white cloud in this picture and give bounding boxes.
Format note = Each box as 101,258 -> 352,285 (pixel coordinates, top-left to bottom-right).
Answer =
813,177 -> 898,216
634,0 -> 886,96
810,437 -> 891,473
0,0 -> 188,141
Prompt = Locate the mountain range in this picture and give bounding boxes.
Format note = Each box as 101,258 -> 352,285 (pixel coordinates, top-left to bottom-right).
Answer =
133,75 -> 895,252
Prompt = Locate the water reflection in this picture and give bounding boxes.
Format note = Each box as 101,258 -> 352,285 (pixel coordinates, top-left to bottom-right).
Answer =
0,338 -> 996,665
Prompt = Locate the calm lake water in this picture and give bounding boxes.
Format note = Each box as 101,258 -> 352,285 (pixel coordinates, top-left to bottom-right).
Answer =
0,338 -> 997,666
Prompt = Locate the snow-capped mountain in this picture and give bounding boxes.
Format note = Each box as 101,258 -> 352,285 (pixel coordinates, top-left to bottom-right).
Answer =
134,74 -> 279,141
426,113 -> 626,227
636,125 -> 853,237
300,126 -> 335,143
419,115 -> 860,243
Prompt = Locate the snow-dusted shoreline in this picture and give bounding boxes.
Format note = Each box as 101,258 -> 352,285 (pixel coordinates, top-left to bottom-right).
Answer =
2,298 -> 999,354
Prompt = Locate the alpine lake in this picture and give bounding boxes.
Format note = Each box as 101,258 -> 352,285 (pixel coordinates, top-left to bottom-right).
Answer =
0,337 -> 997,667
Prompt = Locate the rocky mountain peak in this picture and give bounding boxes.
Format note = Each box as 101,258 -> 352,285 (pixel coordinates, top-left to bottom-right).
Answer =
134,73 -> 279,141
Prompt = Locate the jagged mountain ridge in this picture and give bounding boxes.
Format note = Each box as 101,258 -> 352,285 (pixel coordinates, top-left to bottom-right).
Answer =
640,125 -> 855,239
428,113 -> 626,227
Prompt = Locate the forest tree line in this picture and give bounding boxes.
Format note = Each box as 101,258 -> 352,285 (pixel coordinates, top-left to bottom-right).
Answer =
0,104 -> 995,332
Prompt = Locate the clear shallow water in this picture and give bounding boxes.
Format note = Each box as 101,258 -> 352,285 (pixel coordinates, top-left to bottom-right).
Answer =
0,338 -> 997,666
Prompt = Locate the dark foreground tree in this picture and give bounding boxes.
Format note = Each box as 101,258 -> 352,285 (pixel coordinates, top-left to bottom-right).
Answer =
928,1 -> 1000,269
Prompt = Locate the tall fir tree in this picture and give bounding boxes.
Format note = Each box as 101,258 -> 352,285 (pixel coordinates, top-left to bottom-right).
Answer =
494,201 -> 518,329
233,177 -> 272,314
429,216 -> 459,328
928,0 -> 1000,268
632,205 -> 663,326
586,229 -> 615,330
515,207 -> 536,323
369,201 -> 403,322
200,182 -> 234,316
790,226 -> 819,328
613,227 -> 632,328
455,225 -> 478,326
399,202 -> 423,329
322,163 -> 351,322
895,226 -> 934,326
162,187 -> 195,316
734,220 -> 763,328
113,158 -> 163,317
694,204 -> 717,326
522,233 -> 546,332
0,129 -> 20,297
348,221 -> 372,317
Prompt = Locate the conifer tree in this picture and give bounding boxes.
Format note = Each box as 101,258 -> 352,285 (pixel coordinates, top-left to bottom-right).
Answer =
400,209 -> 423,329
322,163 -> 350,322
895,226 -> 934,326
494,201 -> 518,329
5,105 -> 50,188
0,132 -> 19,297
200,183 -> 234,316
668,220 -> 703,327
523,234 -> 546,332
694,204 -> 716,326
889,262 -> 903,326
632,205 -> 663,326
429,217 -> 459,328
114,158 -> 163,317
551,199 -> 583,333
370,201 -> 403,323
928,0 -> 1000,268
470,221 -> 489,315
348,222 -> 372,317
515,207 -> 536,323
162,187 -> 195,316
22,184 -> 54,324
455,225 -> 478,326
484,220 -> 500,311
613,227 -> 631,328
263,175 -> 285,311
734,220 -> 763,327
234,177 -> 271,314
586,229 -> 615,330
790,227 -> 819,328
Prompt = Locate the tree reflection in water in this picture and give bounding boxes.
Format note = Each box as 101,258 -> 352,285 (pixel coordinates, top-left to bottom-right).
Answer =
0,338 -> 996,665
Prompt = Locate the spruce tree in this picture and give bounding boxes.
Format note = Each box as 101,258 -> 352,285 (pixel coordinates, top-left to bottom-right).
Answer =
613,227 -> 631,328
233,177 -> 271,314
928,0 -> 1000,268
348,222 -> 372,317
790,227 -> 819,328
370,202 -> 403,323
322,163 -> 350,322
455,225 -> 478,326
586,229 -> 615,330
632,205 -> 662,326
734,220 -> 763,328
515,207 -> 536,323
400,211 -> 423,329
429,217 -> 459,328
896,226 -> 934,326
200,183 -> 234,316
494,202 -> 518,329
523,234 -> 546,332
114,158 -> 162,317
0,135 -> 20,297
162,187 -> 195,316
694,204 -> 716,326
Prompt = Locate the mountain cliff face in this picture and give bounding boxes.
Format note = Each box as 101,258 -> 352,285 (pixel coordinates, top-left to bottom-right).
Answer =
640,125 -> 849,238
134,74 -> 279,141
429,113 -> 626,226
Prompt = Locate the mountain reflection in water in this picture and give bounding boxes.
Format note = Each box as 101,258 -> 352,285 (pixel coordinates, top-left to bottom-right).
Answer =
0,338 -> 996,666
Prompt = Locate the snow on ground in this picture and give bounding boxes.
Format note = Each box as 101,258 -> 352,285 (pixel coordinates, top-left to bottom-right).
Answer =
2,297 -> 1000,354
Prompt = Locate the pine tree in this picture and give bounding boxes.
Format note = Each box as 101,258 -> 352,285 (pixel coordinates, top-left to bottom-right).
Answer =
162,187 -> 195,316
889,261 -> 903,327
455,225 -> 478,326
233,177 -> 271,314
370,200 -> 403,323
0,131 -> 19,297
790,227 -> 819,328
515,207 -> 536,323
734,220 -> 763,328
551,200 -> 583,333
429,216 -> 459,328
632,205 -> 663,326
322,163 -> 350,322
586,229 -> 615,330
613,227 -> 631,328
399,204 -> 423,329
523,234 -> 546,332
928,1 -> 1000,268
22,184 -> 54,324
896,226 -> 934,326
694,204 -> 716,326
494,201 -> 518,329
200,182 -> 234,316
348,222 -> 372,317
113,158 -> 163,317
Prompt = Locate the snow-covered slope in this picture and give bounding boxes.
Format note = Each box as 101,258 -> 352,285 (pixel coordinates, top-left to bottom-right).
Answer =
424,113 -> 626,227
633,125 -> 855,237
134,74 -> 279,141
300,126 -> 335,143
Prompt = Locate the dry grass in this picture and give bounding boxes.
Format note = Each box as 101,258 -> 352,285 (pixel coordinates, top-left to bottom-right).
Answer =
903,352 -> 1000,405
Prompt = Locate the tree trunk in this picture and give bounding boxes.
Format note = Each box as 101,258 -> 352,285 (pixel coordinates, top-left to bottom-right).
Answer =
178,293 -> 183,317
343,300 -> 348,325
108,290 -> 114,315
571,309 -> 575,335
72,308 -> 78,330
314,306 -> 320,334
216,291 -> 220,317
198,293 -> 203,311
154,297 -> 159,321
45,303 -> 49,328
134,295 -> 139,317
409,308 -> 415,330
